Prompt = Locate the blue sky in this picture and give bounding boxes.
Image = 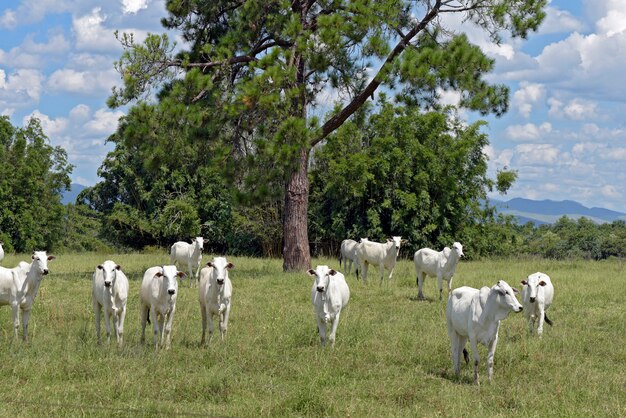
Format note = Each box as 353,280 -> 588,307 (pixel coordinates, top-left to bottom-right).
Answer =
2,1 -> 626,212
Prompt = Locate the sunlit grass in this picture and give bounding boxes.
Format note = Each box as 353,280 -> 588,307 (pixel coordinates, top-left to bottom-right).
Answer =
0,253 -> 624,416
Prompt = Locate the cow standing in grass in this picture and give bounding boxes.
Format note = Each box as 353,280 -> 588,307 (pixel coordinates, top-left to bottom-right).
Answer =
356,236 -> 406,284
446,280 -> 523,385
170,237 -> 207,287
92,260 -> 128,347
521,272 -> 554,336
140,265 -> 185,350
0,251 -> 55,341
199,257 -> 234,345
308,265 -> 350,347
414,242 -> 464,301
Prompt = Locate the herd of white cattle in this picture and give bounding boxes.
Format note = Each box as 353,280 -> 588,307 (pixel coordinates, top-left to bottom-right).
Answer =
0,238 -> 554,384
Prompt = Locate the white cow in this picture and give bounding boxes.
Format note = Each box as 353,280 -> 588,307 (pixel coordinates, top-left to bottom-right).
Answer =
140,265 -> 185,350
414,242 -> 464,301
339,238 -> 368,276
356,236 -> 406,284
0,241 -> 4,263
92,260 -> 129,347
198,257 -> 234,344
521,272 -> 554,336
446,280 -> 523,385
308,265 -> 350,347
170,236 -> 208,287
0,251 -> 55,341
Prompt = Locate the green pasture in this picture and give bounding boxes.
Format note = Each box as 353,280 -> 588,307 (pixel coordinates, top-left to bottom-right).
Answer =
0,253 -> 624,417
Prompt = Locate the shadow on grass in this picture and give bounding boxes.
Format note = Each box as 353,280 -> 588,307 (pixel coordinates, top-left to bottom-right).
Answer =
408,295 -> 436,303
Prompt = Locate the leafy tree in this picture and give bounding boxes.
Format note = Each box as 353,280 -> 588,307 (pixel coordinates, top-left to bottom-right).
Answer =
0,116 -> 72,252
109,0 -> 547,270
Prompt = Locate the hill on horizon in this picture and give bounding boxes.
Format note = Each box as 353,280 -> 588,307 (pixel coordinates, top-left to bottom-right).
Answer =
490,197 -> 626,225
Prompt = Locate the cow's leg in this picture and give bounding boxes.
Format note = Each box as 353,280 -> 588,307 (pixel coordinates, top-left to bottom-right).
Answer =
328,312 -> 341,347
537,308 -> 545,336
194,262 -> 201,288
140,304 -> 148,344
21,308 -> 31,342
316,316 -> 326,346
116,306 -> 126,347
200,303 -> 208,346
437,274 -> 444,301
93,300 -> 102,344
528,314 -> 536,335
471,339 -> 481,385
379,264 -> 385,285
487,335 -> 499,383
361,261 -> 369,284
150,306 -> 160,349
163,309 -> 175,350
103,307 -> 112,345
11,302 -> 20,340
220,305 -> 230,341
417,272 -> 426,299
449,331 -> 462,376
188,261 -> 194,287
207,309 -> 215,344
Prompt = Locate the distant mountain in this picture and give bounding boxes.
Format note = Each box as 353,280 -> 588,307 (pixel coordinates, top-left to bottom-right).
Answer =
489,197 -> 626,225
61,183 -> 87,205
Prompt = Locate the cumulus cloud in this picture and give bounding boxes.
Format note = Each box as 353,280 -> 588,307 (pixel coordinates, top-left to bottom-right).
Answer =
84,108 -> 124,135
122,0 -> 150,15
0,69 -> 45,104
23,110 -> 68,136
73,8 -> 121,52
47,68 -> 120,96
514,143 -> 560,165
601,184 -> 621,198
513,82 -> 545,118
538,6 -> 586,34
505,122 -> 553,141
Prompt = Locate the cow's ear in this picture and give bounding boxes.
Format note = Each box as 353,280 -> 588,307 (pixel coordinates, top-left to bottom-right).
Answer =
539,281 -> 547,286
47,255 -> 56,261
387,238 -> 392,242
97,265 -> 103,270
115,264 -> 122,271
177,271 -> 186,278
401,239 -> 408,245
307,269 -> 316,277
512,287 -> 520,294
207,262 -> 214,268
329,269 -> 337,276
155,272 -> 163,278
203,238 -> 209,243
226,262 -> 234,269
521,280 -> 528,286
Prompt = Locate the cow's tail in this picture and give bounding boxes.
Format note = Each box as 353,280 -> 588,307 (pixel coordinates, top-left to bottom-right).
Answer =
544,313 -> 553,326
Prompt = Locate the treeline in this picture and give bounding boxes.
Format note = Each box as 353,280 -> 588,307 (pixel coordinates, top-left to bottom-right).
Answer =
3,111 -> 626,261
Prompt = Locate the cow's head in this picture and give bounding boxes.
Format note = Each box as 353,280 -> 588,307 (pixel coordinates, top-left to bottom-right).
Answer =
494,280 -> 523,313
452,242 -> 464,257
156,265 -> 184,296
521,273 -> 548,304
207,257 -> 234,286
307,265 -> 337,293
31,251 -> 55,277
192,236 -> 205,251
387,236 -> 404,250
97,261 -> 122,288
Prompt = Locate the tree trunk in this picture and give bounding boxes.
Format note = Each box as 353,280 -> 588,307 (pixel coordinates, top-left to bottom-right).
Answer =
283,147 -> 311,271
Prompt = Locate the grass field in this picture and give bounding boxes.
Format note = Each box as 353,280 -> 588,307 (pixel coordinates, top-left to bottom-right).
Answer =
0,252 -> 624,417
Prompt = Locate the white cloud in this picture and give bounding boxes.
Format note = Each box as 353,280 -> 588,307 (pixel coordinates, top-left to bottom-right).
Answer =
505,122 -> 552,141
23,110 -> 68,136
73,8 -> 120,52
0,10 -> 17,29
47,68 -> 119,96
538,6 -> 585,34
514,143 -> 560,165
122,0 -> 150,15
69,104 -> 91,121
0,69 -> 44,102
601,184 -> 621,198
83,108 -> 124,135
513,82 -> 545,118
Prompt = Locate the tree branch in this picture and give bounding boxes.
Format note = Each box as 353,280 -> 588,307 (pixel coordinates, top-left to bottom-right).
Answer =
313,1 -> 442,146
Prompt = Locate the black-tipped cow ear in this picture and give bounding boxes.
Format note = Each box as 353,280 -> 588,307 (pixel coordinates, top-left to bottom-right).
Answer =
97,265 -> 103,270
177,271 -> 186,278
329,269 -> 337,276
47,255 -> 56,260
521,280 -> 528,285
307,269 -> 316,276
226,262 -> 234,269
512,287 -> 520,294
207,262 -> 214,267
115,265 -> 122,271
155,272 -> 164,278
539,281 -> 546,286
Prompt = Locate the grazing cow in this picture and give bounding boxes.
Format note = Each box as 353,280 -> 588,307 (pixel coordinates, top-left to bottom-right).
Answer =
356,236 -> 406,284
0,241 -> 4,263
446,280 -> 523,385
339,238 -> 368,276
170,237 -> 208,287
140,265 -> 185,350
198,257 -> 234,344
521,272 -> 554,336
0,251 -> 55,341
92,260 -> 129,347
414,242 -> 464,301
308,265 -> 350,347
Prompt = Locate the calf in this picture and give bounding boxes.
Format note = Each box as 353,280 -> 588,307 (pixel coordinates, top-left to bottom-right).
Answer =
92,260 -> 128,347
140,265 -> 185,350
0,251 -> 55,341
308,265 -> 350,347
446,280 -> 523,385
199,257 -> 234,344
170,237 -> 207,287
414,242 -> 464,301
356,236 -> 406,284
521,272 -> 554,336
